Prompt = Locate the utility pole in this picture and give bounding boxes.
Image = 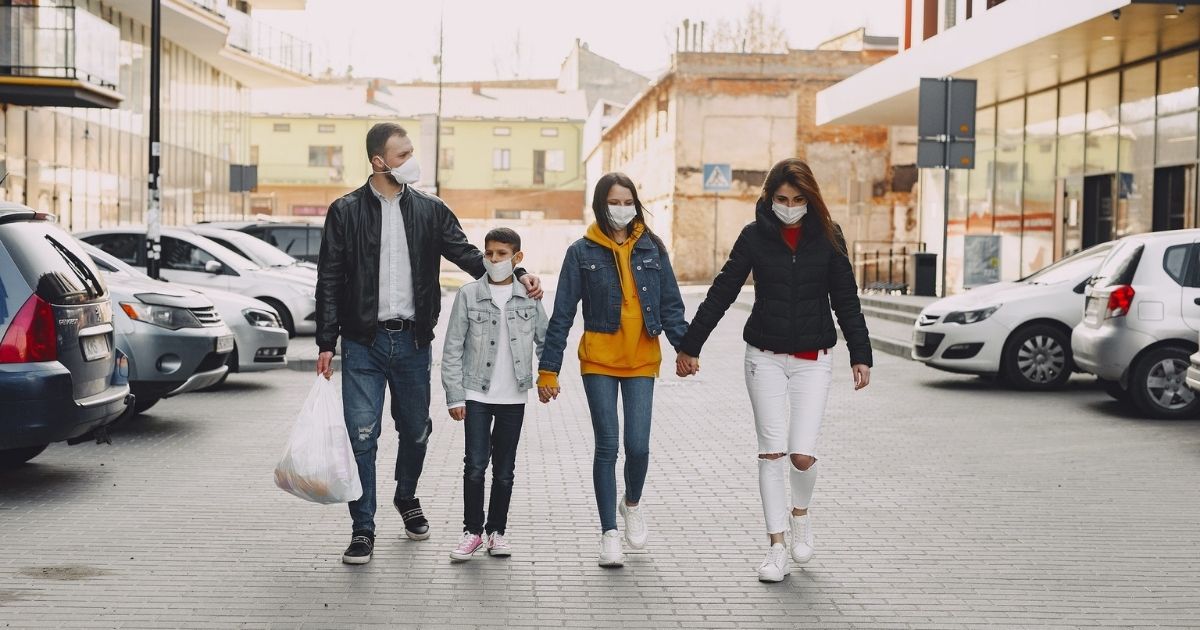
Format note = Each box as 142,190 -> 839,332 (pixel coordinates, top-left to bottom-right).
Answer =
146,0 -> 162,279
433,7 -> 445,195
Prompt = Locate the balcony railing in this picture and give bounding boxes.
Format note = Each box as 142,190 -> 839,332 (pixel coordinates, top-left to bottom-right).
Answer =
222,8 -> 313,76
0,5 -> 120,89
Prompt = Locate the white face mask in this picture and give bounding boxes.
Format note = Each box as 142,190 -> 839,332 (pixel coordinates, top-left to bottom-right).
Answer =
607,204 -> 638,230
375,157 -> 421,185
772,202 -> 808,225
483,258 -> 513,282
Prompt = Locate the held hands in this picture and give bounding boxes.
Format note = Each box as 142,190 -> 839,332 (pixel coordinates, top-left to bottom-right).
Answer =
538,385 -> 560,404
676,352 -> 700,377
448,406 -> 466,421
316,351 -> 334,380
519,273 -> 544,300
852,364 -> 871,391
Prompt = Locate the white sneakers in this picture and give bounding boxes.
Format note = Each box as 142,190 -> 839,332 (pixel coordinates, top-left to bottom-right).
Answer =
757,543 -> 790,582
598,530 -> 624,567
619,500 -> 647,549
789,514 -> 814,563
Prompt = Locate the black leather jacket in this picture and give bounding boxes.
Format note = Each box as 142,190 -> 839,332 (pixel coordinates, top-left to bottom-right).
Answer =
316,180 -> 518,352
679,199 -> 873,367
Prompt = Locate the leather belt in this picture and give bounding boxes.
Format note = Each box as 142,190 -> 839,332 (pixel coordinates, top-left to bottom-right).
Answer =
379,319 -> 414,331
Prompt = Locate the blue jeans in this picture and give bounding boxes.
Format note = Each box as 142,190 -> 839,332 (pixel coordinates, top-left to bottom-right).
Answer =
463,401 -> 525,536
341,329 -> 432,534
581,375 -> 655,533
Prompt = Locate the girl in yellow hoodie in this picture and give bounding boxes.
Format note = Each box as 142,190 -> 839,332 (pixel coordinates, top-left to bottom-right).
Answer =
537,173 -> 690,568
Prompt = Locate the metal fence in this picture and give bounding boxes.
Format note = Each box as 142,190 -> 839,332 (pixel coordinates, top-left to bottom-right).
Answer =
0,5 -> 120,88
852,241 -> 926,295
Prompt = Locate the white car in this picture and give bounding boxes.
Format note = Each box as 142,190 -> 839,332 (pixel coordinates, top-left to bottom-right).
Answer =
185,225 -> 319,279
77,227 -> 317,337
912,242 -> 1114,390
82,243 -> 290,386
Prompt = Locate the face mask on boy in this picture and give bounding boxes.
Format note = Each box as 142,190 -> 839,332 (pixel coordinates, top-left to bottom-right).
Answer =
483,258 -> 513,283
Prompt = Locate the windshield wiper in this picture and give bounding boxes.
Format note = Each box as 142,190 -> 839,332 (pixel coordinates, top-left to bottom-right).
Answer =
45,235 -> 103,298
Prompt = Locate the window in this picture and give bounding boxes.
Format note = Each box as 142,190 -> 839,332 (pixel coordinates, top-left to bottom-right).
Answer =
308,146 -> 343,168
493,127 -> 511,136
162,237 -> 220,273
273,123 -> 290,132
441,126 -> 455,135
264,227 -> 321,260
493,148 -> 511,171
318,124 -> 335,133
1164,244 -> 1190,285
546,149 -> 565,172
540,127 -> 559,137
84,233 -> 142,265
440,147 -> 455,170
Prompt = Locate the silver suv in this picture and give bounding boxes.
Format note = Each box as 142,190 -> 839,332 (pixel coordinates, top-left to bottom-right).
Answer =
1072,229 -> 1200,419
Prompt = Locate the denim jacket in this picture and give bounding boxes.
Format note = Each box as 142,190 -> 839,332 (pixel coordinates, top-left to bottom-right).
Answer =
441,279 -> 548,407
540,232 -> 688,374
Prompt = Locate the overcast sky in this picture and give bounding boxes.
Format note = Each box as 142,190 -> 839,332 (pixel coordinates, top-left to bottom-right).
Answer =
258,0 -> 902,83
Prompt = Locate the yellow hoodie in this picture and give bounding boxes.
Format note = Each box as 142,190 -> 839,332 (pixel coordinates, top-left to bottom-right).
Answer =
538,221 -> 661,388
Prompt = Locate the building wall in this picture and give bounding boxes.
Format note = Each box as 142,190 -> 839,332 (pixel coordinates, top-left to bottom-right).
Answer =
0,1 -> 250,231
603,50 -> 913,282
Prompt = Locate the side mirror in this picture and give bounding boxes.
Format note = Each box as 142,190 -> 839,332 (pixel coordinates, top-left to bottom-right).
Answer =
204,260 -> 224,275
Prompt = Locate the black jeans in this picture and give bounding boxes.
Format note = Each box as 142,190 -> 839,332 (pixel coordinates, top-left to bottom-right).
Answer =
463,401 -> 525,535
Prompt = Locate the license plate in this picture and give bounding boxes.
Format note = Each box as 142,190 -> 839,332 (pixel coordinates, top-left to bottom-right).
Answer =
216,335 -> 235,354
81,334 -> 109,362
912,330 -> 927,346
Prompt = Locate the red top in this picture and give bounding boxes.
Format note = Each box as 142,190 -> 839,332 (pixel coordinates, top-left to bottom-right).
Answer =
780,224 -> 822,361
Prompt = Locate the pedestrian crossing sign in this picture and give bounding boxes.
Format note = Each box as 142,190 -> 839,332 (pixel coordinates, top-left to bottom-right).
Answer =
703,163 -> 732,191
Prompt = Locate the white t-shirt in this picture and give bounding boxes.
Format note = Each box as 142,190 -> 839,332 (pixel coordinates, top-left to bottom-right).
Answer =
464,283 -> 526,405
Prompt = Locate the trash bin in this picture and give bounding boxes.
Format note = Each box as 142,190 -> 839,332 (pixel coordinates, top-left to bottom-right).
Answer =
913,252 -> 937,297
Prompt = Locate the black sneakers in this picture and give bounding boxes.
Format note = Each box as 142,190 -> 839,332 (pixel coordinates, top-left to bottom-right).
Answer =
395,497 -> 430,540
342,530 -> 374,565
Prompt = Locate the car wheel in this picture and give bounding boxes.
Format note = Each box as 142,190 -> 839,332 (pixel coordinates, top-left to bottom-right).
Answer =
1129,346 -> 1200,419
0,444 -> 48,470
1099,378 -> 1130,402
1002,324 -> 1072,391
134,396 -> 160,414
260,298 -> 295,338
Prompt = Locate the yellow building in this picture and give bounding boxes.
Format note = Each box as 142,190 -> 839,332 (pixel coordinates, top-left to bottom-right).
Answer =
249,80 -> 588,220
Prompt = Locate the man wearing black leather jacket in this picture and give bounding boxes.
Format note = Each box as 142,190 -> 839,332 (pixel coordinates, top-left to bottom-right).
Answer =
316,123 -> 543,565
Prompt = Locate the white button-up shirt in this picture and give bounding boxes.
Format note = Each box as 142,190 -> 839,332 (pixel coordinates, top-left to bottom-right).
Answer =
370,179 -> 416,321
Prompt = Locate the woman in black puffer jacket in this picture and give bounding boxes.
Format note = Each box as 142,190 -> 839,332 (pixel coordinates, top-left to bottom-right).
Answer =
676,158 -> 872,583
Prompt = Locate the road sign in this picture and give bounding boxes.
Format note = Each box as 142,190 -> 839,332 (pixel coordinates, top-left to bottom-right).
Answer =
917,77 -> 977,170
703,163 -> 732,191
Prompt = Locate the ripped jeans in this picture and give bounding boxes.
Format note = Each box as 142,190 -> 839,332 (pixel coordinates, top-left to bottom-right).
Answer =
342,328 -> 433,534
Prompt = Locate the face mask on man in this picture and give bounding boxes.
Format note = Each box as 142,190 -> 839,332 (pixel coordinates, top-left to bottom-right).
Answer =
374,156 -> 421,185
608,204 -> 638,230
483,258 -> 513,283
772,202 -> 808,225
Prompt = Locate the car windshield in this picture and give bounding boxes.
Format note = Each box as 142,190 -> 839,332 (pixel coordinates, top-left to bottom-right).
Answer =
79,241 -> 142,278
203,229 -> 298,267
182,233 -> 261,271
1021,244 -> 1113,285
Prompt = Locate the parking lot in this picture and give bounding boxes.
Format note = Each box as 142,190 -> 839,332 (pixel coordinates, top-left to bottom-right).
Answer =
2,296 -> 1199,628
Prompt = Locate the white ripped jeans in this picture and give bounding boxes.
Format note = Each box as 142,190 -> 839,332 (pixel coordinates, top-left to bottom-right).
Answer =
744,344 -> 833,534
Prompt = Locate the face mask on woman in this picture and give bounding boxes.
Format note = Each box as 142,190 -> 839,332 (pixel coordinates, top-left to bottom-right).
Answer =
772,202 -> 808,225
608,204 -> 638,230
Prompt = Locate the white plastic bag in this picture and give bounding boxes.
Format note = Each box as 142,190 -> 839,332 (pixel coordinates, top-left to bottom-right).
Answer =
274,375 -> 363,504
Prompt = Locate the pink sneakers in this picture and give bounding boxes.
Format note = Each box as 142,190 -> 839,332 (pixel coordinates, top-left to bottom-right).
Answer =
487,532 -> 512,557
449,532 -> 484,562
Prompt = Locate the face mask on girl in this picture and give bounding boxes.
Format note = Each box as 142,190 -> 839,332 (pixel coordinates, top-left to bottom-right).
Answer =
608,204 -> 638,230
772,201 -> 808,225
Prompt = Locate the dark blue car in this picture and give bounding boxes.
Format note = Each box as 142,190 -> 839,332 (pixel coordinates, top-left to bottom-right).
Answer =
0,203 -> 132,469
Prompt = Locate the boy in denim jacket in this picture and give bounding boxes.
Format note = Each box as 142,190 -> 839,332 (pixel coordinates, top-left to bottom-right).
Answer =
441,228 -> 548,561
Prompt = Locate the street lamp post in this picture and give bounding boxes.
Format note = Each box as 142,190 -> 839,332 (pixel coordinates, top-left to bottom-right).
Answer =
146,0 -> 162,279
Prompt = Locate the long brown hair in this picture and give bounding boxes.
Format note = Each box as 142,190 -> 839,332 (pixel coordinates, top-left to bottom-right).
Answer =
760,159 -> 845,255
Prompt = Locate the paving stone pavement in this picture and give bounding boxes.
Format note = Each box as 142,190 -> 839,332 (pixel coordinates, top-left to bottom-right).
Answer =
2,294 -> 1200,629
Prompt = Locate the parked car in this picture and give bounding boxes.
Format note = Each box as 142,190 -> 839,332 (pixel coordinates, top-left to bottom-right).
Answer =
199,219 -> 323,264
0,204 -> 132,468
186,225 -> 318,280
912,242 -> 1114,390
77,227 -> 317,337
1072,229 -> 1200,419
83,244 -> 290,388
91,254 -> 235,413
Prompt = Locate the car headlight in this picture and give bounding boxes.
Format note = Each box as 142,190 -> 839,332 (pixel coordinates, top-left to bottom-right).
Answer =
243,308 -> 283,329
120,302 -> 203,330
942,305 -> 1001,325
